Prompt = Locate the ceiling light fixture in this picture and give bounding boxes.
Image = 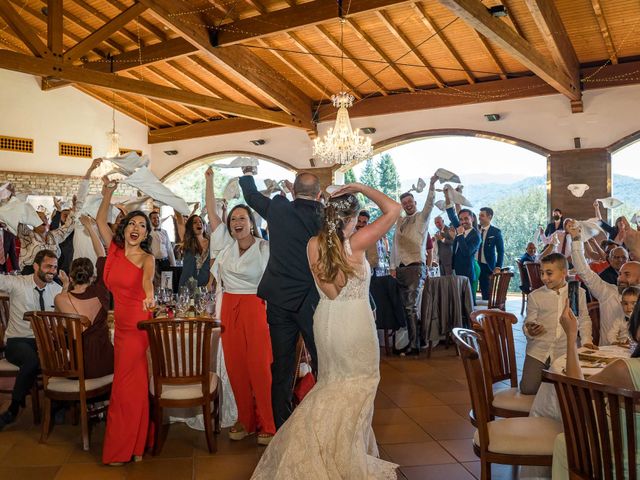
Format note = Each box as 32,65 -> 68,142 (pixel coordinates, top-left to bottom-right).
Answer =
488,5 -> 508,17
484,113 -> 501,122
164,150 -> 178,156
250,139 -> 266,146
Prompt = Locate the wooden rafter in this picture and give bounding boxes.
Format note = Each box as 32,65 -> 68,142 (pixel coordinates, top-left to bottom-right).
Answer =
102,0 -> 167,41
498,0 -> 527,39
256,38 -> 328,98
213,0 -> 415,46
0,49 -> 305,127
138,0 -> 313,128
72,0 -> 142,47
346,18 -> 416,92
286,32 -> 362,99
412,3 -> 475,84
471,31 -> 507,80
165,59 -> 229,102
375,10 -> 445,87
0,1 -> 49,57
148,118 -> 273,144
437,0 -> 580,100
47,0 -> 63,55
65,3 -> 148,62
589,0 -> 618,65
314,25 -> 389,96
245,0 -> 267,15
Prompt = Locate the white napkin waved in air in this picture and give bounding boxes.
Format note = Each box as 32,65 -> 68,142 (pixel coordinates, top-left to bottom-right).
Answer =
435,168 -> 461,184
0,197 -> 43,233
577,219 -> 606,241
102,151 -> 150,176
409,178 -> 426,194
223,177 -> 241,201
80,195 -> 119,223
122,166 -> 190,215
597,197 -> 624,209
442,184 -> 473,207
434,200 -> 446,211
216,157 -> 259,169
567,184 -> 589,198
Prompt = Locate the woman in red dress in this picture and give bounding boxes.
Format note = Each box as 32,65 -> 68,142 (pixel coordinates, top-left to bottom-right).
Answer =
97,177 -> 155,465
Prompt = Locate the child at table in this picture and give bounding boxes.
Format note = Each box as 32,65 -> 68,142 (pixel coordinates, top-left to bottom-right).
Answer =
520,253 -> 595,395
607,286 -> 640,346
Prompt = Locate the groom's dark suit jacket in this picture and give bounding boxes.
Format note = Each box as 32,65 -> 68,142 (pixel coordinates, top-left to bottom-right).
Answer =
239,175 -> 323,312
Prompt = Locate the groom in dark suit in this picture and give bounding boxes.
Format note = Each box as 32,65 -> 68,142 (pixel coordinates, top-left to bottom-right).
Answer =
239,170 -> 323,429
477,207 -> 505,300
445,203 -> 481,294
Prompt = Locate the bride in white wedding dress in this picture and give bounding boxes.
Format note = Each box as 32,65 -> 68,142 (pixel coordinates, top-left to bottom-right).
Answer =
251,182 -> 402,480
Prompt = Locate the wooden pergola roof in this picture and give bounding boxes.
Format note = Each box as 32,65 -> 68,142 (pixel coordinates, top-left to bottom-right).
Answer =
1,0 -> 639,144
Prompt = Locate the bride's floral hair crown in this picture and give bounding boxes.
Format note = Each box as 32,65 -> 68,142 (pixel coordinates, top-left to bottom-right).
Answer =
324,195 -> 360,247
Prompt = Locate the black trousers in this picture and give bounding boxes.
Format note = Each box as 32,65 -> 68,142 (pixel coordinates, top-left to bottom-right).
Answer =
5,338 -> 39,403
267,296 -> 318,429
396,263 -> 427,350
479,262 -> 493,300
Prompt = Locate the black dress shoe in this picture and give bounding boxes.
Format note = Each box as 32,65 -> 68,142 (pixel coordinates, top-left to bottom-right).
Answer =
0,410 -> 16,431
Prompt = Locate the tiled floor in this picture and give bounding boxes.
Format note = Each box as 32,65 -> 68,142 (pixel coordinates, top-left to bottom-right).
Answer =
0,297 -> 529,479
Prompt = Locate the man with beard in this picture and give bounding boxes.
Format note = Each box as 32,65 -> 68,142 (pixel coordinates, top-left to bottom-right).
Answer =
0,249 -> 64,430
566,221 -> 640,345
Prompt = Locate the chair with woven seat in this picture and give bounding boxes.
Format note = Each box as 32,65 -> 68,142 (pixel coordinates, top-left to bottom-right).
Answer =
138,317 -> 221,455
453,328 -> 562,479
587,300 -> 601,346
487,272 -> 513,311
29,311 -> 113,450
516,260 -> 530,314
544,370 -> 640,479
524,262 -> 543,290
470,310 -> 535,419
0,299 -> 41,424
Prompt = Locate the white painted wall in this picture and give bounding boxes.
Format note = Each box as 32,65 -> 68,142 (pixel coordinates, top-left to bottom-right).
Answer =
0,69 -> 149,176
150,83 -> 640,177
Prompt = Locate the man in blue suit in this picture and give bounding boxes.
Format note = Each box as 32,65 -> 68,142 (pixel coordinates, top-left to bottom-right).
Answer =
477,207 -> 505,301
445,192 -> 481,291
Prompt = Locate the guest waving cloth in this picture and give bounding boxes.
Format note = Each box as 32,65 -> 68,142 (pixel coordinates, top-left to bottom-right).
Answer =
206,168 -> 275,445
96,176 -> 156,466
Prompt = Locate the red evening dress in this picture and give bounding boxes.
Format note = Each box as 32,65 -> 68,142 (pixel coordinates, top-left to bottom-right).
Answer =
102,242 -> 150,464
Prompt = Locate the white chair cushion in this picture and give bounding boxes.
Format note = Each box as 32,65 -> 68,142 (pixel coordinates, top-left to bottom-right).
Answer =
150,372 -> 218,401
473,417 -> 563,456
0,358 -> 19,372
47,374 -> 113,393
492,387 -> 535,413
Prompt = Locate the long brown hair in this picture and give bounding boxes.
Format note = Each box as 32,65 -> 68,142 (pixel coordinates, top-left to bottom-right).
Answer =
183,215 -> 209,255
313,193 -> 361,284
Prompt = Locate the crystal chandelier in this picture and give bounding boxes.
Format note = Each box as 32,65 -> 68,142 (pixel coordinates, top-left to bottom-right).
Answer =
313,92 -> 372,165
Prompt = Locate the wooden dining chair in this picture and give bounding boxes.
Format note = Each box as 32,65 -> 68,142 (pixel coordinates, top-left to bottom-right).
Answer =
453,328 -> 562,479
29,311 -> 113,450
524,262 -> 543,290
0,302 -> 41,424
516,260 -> 530,314
487,272 -> 513,311
587,301 -> 601,346
470,310 -> 535,419
138,317 -> 221,455
544,370 -> 640,479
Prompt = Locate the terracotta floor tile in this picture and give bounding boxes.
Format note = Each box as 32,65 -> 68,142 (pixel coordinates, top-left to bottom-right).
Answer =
383,441 -> 457,466
402,405 -> 464,425
420,419 -> 476,441
439,438 -> 478,462
54,462 -> 126,480
401,463 -> 476,480
382,386 -> 445,408
194,454 -> 260,479
124,457 -> 193,480
372,408 -> 414,426
374,422 -> 433,445
0,465 -> 60,480
1,442 -> 73,466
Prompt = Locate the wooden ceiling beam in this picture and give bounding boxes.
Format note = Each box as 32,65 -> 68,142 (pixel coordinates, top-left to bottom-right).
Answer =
138,0 -> 313,128
148,118 -> 274,144
72,0 -> 142,47
245,0 -> 267,15
102,0 -> 168,42
286,31 -> 362,99
346,18 -> 416,92
314,25 -> 389,96
0,49 -> 303,127
471,31 -> 507,80
213,0 -> 415,46
375,10 -> 445,87
65,3 -> 148,62
498,0 -> 526,39
589,0 -> 618,65
0,1 -> 49,57
165,59 -> 229,102
437,0 -> 580,100
46,0 -> 63,56
412,3 -> 475,84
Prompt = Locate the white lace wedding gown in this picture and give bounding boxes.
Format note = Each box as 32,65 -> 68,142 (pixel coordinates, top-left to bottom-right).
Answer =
251,242 -> 398,479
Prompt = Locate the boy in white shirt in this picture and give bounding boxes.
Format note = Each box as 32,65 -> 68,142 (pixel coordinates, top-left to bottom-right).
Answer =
607,286 -> 640,345
520,253 -> 595,395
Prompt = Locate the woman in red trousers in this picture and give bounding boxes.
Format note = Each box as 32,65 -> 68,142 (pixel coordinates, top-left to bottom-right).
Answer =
205,167 -> 275,445
97,177 -> 156,465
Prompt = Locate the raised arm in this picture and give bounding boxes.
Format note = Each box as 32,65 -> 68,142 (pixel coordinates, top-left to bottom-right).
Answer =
205,167 -> 223,233
559,300 -> 584,380
444,188 -> 460,228
96,176 -> 117,248
593,200 -> 603,221
418,175 -> 438,221
239,172 -> 272,219
336,183 -> 401,254
79,215 -> 105,258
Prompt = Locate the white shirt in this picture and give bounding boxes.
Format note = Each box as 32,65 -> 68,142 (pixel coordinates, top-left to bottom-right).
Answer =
607,317 -> 631,345
390,188 -> 434,269
523,283 -> 592,363
210,224 -> 269,294
571,240 -> 625,345
479,226 -> 489,264
150,228 -> 176,265
0,275 -> 61,339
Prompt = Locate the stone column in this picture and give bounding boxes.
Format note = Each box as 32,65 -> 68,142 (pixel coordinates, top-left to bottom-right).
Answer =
548,148 -> 610,220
